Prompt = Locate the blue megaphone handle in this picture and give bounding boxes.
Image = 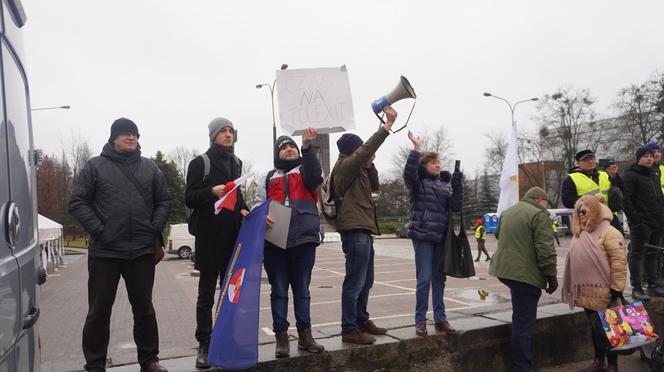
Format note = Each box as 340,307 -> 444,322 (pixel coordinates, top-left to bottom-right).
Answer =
371,96 -> 390,114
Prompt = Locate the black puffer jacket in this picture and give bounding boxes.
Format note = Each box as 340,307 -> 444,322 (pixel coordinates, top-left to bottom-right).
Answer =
69,143 -> 172,260
622,163 -> 664,230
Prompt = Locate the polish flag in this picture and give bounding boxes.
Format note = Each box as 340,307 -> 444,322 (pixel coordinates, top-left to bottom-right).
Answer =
227,268 -> 246,304
214,174 -> 253,214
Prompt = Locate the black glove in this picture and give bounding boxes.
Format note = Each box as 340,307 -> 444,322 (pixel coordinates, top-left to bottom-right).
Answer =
608,288 -> 623,307
545,276 -> 558,294
440,170 -> 452,182
609,288 -> 622,300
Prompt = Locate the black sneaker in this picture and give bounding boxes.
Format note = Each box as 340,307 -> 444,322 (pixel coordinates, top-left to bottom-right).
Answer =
647,285 -> 664,297
195,343 -> 210,369
632,287 -> 651,301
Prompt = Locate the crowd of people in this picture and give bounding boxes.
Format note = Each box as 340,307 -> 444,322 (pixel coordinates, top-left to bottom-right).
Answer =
67,108 -> 664,371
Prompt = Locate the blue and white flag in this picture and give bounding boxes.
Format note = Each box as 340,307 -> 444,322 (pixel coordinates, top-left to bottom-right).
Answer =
208,200 -> 269,370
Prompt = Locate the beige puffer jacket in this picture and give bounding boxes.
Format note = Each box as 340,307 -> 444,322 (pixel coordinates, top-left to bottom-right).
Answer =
570,195 -> 627,311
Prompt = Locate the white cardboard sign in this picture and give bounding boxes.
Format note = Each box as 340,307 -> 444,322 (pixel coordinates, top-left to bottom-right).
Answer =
276,66 -> 355,135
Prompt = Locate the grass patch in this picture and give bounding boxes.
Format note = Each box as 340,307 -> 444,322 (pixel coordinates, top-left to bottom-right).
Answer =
378,220 -> 404,234
65,239 -> 88,248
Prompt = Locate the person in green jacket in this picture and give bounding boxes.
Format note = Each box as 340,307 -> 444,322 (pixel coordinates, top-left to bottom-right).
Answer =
489,187 -> 558,372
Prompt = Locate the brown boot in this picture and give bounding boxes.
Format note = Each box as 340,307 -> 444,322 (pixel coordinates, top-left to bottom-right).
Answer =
605,363 -> 618,372
435,320 -> 457,334
298,328 -> 325,353
581,358 -> 605,372
275,331 -> 290,358
359,320 -> 387,335
140,362 -> 168,372
341,328 -> 376,344
415,323 -> 428,337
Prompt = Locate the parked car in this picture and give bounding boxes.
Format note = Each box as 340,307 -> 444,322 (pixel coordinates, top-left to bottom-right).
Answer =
395,222 -> 410,238
167,223 -> 195,259
1,1 -> 43,369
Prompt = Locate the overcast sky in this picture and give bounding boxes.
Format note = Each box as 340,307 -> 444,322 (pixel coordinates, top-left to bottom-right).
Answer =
21,0 -> 664,178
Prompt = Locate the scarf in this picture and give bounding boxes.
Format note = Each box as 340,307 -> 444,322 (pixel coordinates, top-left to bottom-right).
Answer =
274,157 -> 302,173
561,220 -> 612,309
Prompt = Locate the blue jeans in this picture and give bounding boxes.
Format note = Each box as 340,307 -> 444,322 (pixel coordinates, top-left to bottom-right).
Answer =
340,230 -> 374,333
263,242 -> 317,332
412,240 -> 446,324
500,278 -> 542,372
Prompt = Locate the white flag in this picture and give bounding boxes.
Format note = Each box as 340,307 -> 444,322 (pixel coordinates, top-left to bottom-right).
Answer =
497,123 -> 519,216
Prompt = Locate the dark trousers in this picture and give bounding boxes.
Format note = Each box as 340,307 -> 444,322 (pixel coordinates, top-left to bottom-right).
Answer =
476,239 -> 490,260
627,224 -> 662,288
195,270 -> 224,345
584,309 -> 618,365
83,255 -> 158,370
500,278 -> 542,372
340,229 -> 374,333
553,233 -> 560,246
263,242 -> 317,332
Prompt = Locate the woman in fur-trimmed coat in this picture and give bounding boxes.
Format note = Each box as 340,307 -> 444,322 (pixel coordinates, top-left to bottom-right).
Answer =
561,195 -> 627,372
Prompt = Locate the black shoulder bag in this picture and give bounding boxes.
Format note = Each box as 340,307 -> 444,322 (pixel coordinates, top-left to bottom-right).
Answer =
111,161 -> 165,264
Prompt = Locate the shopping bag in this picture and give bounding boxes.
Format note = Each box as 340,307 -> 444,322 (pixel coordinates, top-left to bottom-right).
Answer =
597,299 -> 658,350
441,212 -> 476,278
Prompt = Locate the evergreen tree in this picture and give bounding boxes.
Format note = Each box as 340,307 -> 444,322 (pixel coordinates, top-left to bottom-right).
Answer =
462,176 -> 480,227
152,151 -> 186,224
478,171 -> 498,216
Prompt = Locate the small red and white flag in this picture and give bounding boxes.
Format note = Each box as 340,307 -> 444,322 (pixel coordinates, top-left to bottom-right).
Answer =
227,268 -> 246,304
214,174 -> 253,214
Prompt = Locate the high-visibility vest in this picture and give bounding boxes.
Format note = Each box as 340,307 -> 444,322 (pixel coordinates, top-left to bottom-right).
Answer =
659,164 -> 664,195
475,225 -> 486,240
552,221 -> 558,233
570,171 -> 610,205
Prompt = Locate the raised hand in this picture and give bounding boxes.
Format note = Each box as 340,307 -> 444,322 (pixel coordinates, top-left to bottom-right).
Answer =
383,105 -> 397,131
408,130 -> 421,151
302,127 -> 318,149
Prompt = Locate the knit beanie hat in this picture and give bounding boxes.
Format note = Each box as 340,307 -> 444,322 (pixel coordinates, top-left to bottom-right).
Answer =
598,158 -> 616,168
275,135 -> 299,158
645,142 -> 662,152
208,117 -> 234,143
109,118 -> 139,142
524,186 -> 547,201
337,133 -> 364,155
636,146 -> 654,162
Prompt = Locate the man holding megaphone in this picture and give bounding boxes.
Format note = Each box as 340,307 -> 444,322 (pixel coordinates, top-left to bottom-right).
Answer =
332,105 -> 397,344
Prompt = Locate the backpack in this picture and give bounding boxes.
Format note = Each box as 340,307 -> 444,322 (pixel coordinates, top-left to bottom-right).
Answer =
320,173 -> 341,221
187,154 -> 210,236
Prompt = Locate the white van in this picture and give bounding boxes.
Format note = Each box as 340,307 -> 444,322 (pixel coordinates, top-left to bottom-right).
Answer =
167,223 -> 195,259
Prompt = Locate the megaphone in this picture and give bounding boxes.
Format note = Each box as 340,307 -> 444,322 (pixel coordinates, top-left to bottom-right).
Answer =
371,75 -> 417,114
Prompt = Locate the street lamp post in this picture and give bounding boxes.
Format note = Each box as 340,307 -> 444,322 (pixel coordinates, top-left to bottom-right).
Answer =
484,92 -> 538,201
256,64 -> 288,157
482,93 -> 537,126
31,105 -> 71,111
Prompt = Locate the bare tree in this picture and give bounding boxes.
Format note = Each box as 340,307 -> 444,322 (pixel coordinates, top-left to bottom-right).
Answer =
483,131 -> 507,175
62,131 -> 92,181
167,146 -> 200,181
240,161 -> 259,209
535,86 -> 600,168
613,82 -> 660,148
390,125 -> 455,178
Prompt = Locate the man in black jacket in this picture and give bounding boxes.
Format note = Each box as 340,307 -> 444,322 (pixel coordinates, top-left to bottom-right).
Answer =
623,146 -> 664,300
185,117 -> 249,369
69,118 -> 171,372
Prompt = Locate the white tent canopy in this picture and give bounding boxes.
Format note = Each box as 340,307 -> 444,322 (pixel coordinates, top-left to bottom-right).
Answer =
38,214 -> 63,243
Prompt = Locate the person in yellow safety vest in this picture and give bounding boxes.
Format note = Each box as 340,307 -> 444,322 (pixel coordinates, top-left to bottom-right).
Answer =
598,158 -> 625,234
561,149 -> 611,209
474,218 -> 491,262
552,219 -> 560,246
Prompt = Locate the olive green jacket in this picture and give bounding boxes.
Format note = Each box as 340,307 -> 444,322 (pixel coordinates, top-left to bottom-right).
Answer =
489,196 -> 557,289
332,127 -> 390,234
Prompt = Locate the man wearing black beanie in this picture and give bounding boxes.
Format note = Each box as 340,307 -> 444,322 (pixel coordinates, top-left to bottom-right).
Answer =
332,106 -> 397,344
69,118 -> 171,372
623,146 -> 664,300
256,128 -> 325,358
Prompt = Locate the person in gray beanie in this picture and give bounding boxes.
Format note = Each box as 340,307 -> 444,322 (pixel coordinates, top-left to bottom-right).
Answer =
331,105 -> 398,345
185,117 -> 248,369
